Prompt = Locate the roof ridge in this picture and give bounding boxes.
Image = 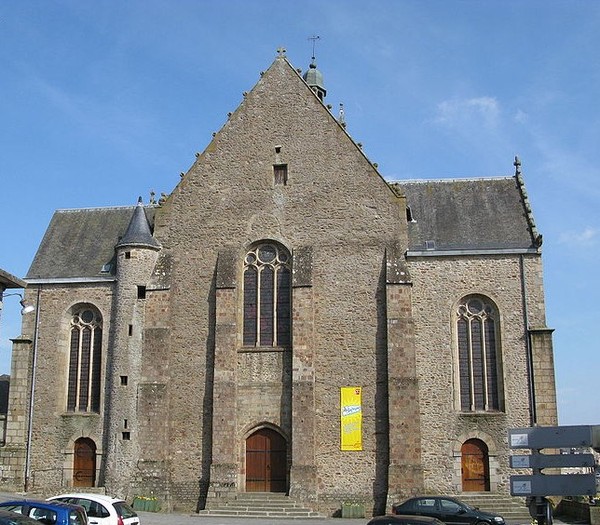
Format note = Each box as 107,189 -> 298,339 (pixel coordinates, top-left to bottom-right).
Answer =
392,176 -> 512,184
55,204 -> 158,213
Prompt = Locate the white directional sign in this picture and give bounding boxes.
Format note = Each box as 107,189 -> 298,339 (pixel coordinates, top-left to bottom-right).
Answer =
508,425 -> 600,450
509,453 -> 595,469
510,474 -> 596,497
509,425 -> 600,498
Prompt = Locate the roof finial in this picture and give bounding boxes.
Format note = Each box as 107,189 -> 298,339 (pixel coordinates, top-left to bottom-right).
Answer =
277,46 -> 286,57
308,35 -> 320,63
514,155 -> 521,176
339,103 -> 346,128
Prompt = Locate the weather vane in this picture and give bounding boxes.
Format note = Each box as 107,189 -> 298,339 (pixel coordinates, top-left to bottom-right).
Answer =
308,35 -> 320,60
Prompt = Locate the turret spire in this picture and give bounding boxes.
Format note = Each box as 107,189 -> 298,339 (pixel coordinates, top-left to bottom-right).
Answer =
116,197 -> 161,250
303,36 -> 327,101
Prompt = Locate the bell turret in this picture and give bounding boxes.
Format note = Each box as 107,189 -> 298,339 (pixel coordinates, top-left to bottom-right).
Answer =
303,57 -> 327,101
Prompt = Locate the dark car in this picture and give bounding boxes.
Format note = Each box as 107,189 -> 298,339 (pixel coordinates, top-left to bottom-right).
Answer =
392,496 -> 505,525
368,515 -> 446,525
0,509 -> 40,525
0,500 -> 87,525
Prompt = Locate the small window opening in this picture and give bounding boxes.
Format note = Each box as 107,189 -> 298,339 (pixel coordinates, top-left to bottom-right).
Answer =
124,419 -> 128,429
120,376 -> 128,386
122,432 -> 130,440
406,206 -> 416,223
137,285 -> 146,299
275,146 -> 282,154
128,324 -> 133,336
125,252 -> 131,260
274,164 -> 288,186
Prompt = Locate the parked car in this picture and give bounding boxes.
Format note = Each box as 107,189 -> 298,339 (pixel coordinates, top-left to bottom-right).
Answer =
391,497 -> 505,525
0,500 -> 87,525
0,509 -> 40,525
48,494 -> 139,525
368,515 -> 446,525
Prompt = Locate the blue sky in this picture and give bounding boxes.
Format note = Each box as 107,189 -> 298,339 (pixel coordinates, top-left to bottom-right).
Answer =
0,1 -> 598,425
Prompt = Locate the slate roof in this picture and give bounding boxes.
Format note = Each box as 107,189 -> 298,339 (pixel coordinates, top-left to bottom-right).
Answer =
26,206 -> 156,280
26,175 -> 539,281
0,268 -> 27,289
392,175 -> 541,253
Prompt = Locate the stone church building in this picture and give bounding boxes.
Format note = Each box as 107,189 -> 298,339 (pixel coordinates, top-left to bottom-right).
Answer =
1,51 -> 557,515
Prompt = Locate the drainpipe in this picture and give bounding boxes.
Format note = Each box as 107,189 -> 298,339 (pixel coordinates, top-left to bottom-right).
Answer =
519,255 -> 536,426
24,285 -> 41,492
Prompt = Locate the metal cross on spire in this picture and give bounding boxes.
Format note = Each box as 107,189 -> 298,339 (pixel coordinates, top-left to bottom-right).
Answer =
308,35 -> 320,60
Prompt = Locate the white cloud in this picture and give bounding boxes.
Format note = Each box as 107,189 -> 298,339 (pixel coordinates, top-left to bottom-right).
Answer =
514,109 -> 529,124
434,96 -> 500,128
558,227 -> 598,246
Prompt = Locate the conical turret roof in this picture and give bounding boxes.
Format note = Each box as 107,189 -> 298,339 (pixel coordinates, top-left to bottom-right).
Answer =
117,198 -> 161,250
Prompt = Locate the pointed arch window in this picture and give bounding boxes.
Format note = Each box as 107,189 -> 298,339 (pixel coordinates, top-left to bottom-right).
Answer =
67,306 -> 102,412
456,296 -> 502,412
243,243 -> 291,347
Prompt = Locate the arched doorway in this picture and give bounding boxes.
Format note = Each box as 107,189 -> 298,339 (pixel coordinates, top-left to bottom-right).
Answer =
246,428 -> 287,492
73,438 -> 96,487
461,439 -> 490,491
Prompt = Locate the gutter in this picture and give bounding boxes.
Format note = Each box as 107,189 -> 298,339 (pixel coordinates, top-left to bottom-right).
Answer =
25,277 -> 116,285
407,247 -> 540,257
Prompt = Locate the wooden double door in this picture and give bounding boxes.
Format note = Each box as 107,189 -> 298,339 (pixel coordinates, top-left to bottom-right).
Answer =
246,428 -> 287,492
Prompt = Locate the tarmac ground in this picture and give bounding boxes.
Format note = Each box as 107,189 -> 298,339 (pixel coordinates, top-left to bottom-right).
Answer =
0,493 -> 584,525
133,510 -> 579,525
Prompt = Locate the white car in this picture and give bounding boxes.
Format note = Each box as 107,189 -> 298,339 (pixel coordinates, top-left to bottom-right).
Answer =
48,494 -> 139,525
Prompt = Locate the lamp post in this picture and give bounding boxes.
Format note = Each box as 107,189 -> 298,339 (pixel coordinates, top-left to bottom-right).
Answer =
0,292 -> 35,324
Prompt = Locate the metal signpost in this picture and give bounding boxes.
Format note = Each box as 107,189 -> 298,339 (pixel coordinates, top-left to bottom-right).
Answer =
508,425 -> 600,525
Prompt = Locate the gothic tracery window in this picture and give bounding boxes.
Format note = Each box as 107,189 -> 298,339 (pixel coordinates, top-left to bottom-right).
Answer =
456,296 -> 502,412
67,306 -> 102,412
243,243 -> 291,347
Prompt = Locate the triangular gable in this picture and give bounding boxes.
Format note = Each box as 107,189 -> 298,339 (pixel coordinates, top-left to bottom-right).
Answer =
156,53 -> 405,248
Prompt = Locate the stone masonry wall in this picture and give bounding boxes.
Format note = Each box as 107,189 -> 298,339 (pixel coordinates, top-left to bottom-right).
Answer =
7,282 -> 114,493
104,245 -> 160,501
408,252 -> 552,495
149,56 -> 407,512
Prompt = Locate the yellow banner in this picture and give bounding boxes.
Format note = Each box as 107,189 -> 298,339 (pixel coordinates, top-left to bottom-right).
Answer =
340,386 -> 362,451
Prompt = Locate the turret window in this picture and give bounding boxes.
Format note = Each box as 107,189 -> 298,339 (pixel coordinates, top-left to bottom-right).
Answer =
67,306 -> 102,413
243,243 -> 291,347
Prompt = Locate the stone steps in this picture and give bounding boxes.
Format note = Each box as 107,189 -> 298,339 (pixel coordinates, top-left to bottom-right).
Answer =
199,492 -> 323,518
458,493 -> 530,521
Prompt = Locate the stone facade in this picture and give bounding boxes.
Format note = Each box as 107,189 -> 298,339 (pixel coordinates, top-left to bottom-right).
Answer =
0,53 -> 557,516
